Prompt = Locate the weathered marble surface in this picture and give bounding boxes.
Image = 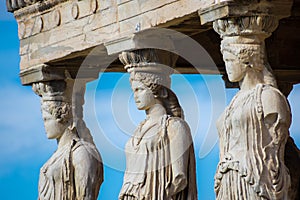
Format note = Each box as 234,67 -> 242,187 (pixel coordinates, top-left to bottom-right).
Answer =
213,16 -> 292,199
32,80 -> 103,200
6,0 -> 39,12
9,0 -> 215,73
119,50 -> 197,200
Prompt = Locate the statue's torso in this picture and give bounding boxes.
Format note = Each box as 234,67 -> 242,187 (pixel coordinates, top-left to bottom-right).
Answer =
39,144 -> 70,200
215,85 -> 291,200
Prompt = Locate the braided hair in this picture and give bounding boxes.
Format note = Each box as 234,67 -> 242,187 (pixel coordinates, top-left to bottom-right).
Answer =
130,74 -> 183,118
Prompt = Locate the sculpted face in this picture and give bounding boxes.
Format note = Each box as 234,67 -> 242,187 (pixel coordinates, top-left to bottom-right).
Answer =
41,103 -> 67,139
222,50 -> 247,82
131,80 -> 156,110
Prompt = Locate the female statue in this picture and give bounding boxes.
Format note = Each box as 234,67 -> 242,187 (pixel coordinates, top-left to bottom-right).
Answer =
119,69 -> 197,200
215,40 -> 291,199
33,80 -> 103,200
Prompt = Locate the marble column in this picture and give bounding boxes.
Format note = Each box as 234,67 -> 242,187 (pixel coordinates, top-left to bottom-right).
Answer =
200,1 -> 298,199
32,77 -> 103,200
213,16 -> 292,200
118,49 -> 198,200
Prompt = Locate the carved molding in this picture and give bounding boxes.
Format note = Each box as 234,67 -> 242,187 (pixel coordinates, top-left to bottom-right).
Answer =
213,15 -> 279,39
119,49 -> 178,88
13,0 -> 102,40
199,0 -> 293,25
6,0 -> 39,12
32,79 -> 71,102
7,0 -> 69,14
19,64 -> 100,85
119,49 -> 178,68
71,3 -> 79,19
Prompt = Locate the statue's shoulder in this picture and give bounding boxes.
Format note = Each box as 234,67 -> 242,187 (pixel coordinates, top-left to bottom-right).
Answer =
72,139 -> 102,165
260,84 -> 291,123
261,85 -> 286,101
167,116 -> 188,129
166,116 -> 191,137
69,139 -> 104,184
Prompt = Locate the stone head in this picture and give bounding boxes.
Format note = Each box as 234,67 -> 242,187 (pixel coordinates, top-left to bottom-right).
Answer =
220,38 -> 265,82
32,80 -> 73,139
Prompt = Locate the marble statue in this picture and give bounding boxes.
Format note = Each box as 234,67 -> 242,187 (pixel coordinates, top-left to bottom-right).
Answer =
119,60 -> 197,200
32,80 -> 103,200
214,37 -> 291,199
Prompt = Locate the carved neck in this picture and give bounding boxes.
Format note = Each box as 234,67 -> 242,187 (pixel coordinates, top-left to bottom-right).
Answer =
57,127 -> 78,149
239,68 -> 264,91
146,103 -> 166,120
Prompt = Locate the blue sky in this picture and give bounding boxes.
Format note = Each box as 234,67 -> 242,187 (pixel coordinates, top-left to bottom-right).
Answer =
1,1 -> 300,199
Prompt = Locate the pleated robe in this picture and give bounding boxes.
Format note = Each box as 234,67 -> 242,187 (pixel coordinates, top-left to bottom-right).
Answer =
215,84 -> 291,200
119,115 -> 197,200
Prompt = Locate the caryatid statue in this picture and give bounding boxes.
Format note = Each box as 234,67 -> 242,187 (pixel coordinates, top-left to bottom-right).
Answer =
32,79 -> 103,200
213,16 -> 291,199
118,49 -> 198,200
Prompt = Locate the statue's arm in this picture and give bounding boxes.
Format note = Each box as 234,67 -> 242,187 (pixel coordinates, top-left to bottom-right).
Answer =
261,88 -> 291,170
167,118 -> 193,195
261,88 -> 291,143
259,85 -> 291,199
72,145 -> 103,200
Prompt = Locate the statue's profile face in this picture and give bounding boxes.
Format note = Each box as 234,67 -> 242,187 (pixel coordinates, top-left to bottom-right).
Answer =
42,104 -> 67,139
131,80 -> 156,110
222,50 -> 247,82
